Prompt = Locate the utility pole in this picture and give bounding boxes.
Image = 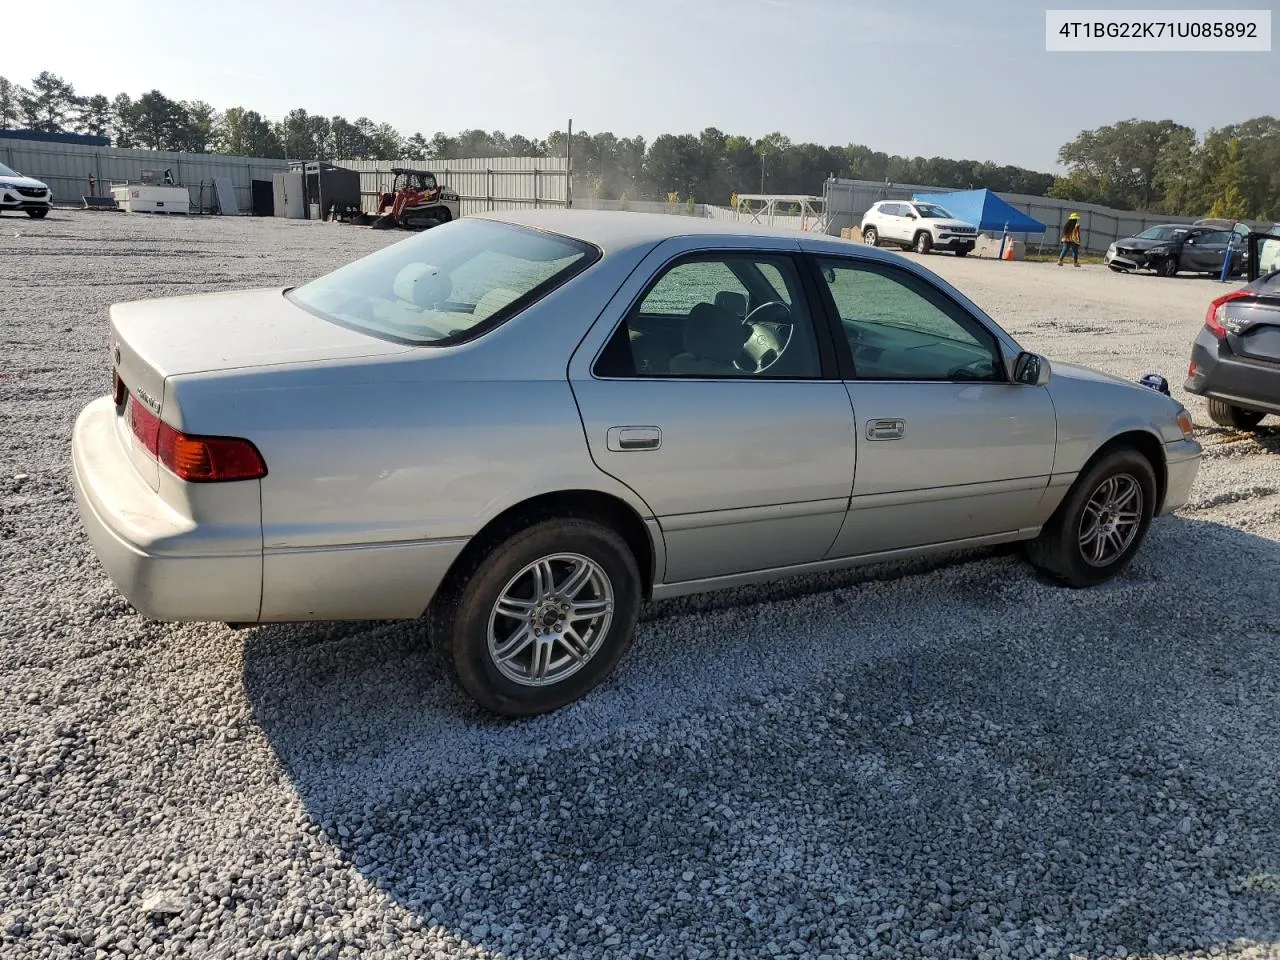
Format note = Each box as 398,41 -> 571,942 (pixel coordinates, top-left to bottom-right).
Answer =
759,151 -> 766,194
566,118 -> 573,209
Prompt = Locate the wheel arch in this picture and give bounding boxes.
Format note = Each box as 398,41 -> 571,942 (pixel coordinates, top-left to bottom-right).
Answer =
431,489 -> 659,611
1078,428 -> 1168,513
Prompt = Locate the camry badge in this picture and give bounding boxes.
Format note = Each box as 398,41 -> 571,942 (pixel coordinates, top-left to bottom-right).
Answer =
135,386 -> 161,413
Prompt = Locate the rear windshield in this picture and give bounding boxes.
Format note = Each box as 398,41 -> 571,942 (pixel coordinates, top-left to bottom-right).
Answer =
288,218 -> 599,345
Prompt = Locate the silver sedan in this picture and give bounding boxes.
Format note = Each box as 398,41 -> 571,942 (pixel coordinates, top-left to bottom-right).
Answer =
72,211 -> 1203,715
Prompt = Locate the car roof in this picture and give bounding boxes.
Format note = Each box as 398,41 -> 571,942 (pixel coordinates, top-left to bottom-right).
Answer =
470,208 -> 821,253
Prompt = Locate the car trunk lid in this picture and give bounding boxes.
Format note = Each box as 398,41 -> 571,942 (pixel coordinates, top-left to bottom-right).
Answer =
1227,282 -> 1280,365
109,287 -> 412,489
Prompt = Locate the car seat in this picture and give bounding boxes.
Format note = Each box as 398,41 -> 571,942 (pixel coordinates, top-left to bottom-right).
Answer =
668,302 -> 748,376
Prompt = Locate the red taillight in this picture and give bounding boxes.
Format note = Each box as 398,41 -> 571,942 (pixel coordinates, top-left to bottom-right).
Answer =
128,396 -> 265,482
157,428 -> 267,483
129,396 -> 161,453
1205,289 -> 1250,338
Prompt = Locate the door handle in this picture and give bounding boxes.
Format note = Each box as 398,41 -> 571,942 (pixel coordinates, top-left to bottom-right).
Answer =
607,426 -> 662,452
865,418 -> 905,441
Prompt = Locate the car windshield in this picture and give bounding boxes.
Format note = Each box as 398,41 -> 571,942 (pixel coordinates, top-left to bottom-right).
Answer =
287,218 -> 598,345
913,203 -> 953,219
0,162 -> 21,178
1137,226 -> 1186,241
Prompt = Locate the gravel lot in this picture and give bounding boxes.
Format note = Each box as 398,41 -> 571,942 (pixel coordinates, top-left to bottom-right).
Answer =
2,210 -> 1279,960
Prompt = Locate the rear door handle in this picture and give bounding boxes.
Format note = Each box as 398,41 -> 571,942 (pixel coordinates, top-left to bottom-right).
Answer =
607,426 -> 662,451
865,418 -> 905,441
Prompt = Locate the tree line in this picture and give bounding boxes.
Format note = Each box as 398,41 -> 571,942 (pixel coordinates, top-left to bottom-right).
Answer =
2,71 -> 1276,218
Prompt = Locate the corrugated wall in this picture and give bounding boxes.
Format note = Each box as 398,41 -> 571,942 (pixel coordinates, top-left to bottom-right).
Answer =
0,139 -> 570,216
333,157 -> 569,215
0,139 -> 288,213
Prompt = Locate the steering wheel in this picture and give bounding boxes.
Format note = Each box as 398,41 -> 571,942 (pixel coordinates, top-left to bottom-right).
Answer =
735,301 -> 794,374
946,358 -> 994,381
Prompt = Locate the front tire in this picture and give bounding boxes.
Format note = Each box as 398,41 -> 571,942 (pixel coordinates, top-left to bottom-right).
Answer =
862,227 -> 878,247
914,232 -> 933,254
1158,257 -> 1178,277
1025,448 -> 1157,587
955,247 -> 969,258
1206,397 -> 1266,431
430,518 -> 641,716
26,208 -> 49,219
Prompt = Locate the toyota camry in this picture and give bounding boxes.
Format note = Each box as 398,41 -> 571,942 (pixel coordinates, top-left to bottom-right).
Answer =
72,211 -> 1202,716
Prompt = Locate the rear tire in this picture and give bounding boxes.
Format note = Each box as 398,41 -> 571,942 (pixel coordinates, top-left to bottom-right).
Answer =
915,232 -> 933,254
1024,447 -> 1157,588
1206,397 -> 1266,431
26,208 -> 48,219
429,518 -> 641,717
862,227 -> 878,247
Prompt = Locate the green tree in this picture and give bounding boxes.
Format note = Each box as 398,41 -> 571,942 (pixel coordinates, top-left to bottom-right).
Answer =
278,108 -> 330,159
75,94 -> 113,138
133,89 -> 187,149
217,107 -> 281,157
110,94 -> 142,147
404,132 -> 431,160
178,100 -> 218,153
0,77 -> 27,128
19,71 -> 78,132
1053,118 -> 1194,210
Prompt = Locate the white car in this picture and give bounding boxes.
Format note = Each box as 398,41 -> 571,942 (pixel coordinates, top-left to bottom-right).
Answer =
0,161 -> 51,218
861,200 -> 977,256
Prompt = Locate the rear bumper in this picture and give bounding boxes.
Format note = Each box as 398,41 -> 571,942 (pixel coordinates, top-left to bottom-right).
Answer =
1185,331 -> 1280,414
1160,438 -> 1202,515
71,397 -> 263,622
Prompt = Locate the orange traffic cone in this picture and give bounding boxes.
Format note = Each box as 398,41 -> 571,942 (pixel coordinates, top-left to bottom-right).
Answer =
1002,237 -> 1015,261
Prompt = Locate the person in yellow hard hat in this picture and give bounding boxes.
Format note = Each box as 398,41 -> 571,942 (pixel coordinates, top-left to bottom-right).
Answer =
1057,213 -> 1082,267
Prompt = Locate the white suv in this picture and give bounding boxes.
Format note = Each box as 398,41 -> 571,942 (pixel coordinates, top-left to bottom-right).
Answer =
860,200 -> 977,256
0,161 -> 52,218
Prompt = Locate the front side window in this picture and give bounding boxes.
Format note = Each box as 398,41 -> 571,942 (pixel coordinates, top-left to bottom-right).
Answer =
594,254 -> 822,379
913,203 -> 953,219
288,218 -> 598,345
817,258 -> 1002,382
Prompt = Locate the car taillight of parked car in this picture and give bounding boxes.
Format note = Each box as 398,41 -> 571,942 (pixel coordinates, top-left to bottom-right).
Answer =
1204,289 -> 1251,338
128,396 -> 267,482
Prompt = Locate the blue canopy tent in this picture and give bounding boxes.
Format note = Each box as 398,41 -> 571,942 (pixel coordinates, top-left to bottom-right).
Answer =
911,188 -> 1047,234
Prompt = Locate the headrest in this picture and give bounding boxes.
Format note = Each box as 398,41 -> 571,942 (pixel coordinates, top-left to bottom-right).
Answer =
393,263 -> 451,307
714,290 -> 747,317
684,302 -> 746,363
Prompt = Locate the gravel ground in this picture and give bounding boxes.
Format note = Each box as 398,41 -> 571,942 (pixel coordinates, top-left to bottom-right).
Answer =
2,210 -> 1279,960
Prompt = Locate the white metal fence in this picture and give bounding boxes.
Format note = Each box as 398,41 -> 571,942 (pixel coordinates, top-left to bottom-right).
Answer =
333,157 -> 569,215
0,138 -> 570,216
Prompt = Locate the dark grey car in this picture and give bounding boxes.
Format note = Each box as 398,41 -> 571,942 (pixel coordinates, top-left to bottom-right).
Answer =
1105,224 -> 1244,278
1185,231 -> 1280,429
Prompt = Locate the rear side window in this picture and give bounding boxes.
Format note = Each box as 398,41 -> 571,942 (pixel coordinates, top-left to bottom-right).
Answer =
288,218 -> 599,345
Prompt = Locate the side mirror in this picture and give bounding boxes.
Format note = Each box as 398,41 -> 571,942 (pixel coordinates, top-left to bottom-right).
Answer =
1013,351 -> 1051,386
906,212 -> 918,219
822,266 -> 836,283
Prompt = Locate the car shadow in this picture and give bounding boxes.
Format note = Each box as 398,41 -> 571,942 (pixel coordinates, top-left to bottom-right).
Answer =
242,516 -> 1280,957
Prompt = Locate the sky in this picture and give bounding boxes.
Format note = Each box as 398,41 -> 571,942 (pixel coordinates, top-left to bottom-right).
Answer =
11,0 -> 1278,173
